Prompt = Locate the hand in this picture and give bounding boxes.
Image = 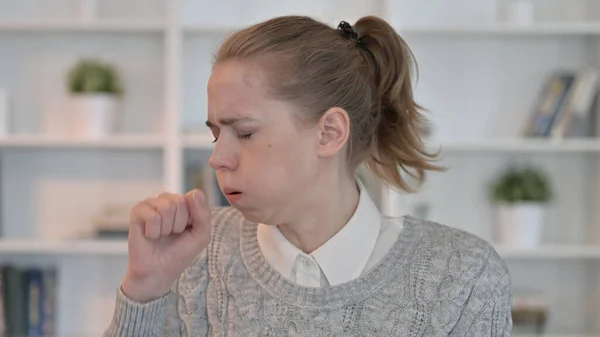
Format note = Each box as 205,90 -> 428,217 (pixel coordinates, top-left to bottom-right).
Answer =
121,189 -> 212,302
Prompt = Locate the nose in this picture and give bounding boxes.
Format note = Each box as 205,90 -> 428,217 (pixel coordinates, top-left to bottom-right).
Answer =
209,140 -> 237,172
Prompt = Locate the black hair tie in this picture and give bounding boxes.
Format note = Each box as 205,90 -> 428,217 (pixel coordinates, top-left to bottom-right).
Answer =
338,21 -> 359,42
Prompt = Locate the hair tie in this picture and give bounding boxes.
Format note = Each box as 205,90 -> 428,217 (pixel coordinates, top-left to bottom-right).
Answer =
338,21 -> 359,42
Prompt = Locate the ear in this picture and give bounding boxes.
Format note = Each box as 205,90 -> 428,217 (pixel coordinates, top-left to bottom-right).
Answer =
316,107 -> 350,158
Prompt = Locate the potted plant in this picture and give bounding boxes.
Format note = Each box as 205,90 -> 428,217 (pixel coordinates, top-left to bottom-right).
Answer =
67,59 -> 123,138
489,164 -> 553,247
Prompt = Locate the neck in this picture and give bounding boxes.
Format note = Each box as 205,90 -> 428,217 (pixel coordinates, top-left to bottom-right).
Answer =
277,172 -> 360,254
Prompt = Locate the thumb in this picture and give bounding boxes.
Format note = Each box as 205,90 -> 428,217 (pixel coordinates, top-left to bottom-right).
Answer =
185,189 -> 212,242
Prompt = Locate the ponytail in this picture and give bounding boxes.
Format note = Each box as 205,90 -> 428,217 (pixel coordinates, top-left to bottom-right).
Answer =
354,16 -> 444,192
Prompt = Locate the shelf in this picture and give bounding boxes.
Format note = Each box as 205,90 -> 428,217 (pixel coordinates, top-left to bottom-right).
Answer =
399,22 -> 600,36
0,238 -> 127,256
495,245 -> 600,259
0,134 -> 165,149
429,138 -> 600,153
515,335 -> 597,337
182,22 -> 600,37
0,135 -> 594,152
2,239 -> 599,260
0,20 -> 164,33
183,24 -> 242,35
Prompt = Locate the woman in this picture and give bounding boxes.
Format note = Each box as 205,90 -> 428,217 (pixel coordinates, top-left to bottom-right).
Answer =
105,15 -> 512,336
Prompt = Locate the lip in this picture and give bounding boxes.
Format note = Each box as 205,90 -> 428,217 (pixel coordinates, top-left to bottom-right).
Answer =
225,193 -> 242,204
222,187 -> 243,204
222,187 -> 241,195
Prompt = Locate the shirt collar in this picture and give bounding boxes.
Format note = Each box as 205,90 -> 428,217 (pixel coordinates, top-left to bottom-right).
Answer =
257,179 -> 382,286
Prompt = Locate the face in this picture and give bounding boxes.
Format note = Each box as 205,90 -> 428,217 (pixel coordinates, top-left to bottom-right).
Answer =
206,60 -> 321,224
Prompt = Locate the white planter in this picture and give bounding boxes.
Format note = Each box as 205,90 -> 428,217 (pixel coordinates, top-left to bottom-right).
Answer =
494,202 -> 546,247
70,94 -> 118,139
78,0 -> 97,23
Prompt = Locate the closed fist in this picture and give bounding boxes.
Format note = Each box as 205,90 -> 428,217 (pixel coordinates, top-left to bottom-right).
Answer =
121,189 -> 212,302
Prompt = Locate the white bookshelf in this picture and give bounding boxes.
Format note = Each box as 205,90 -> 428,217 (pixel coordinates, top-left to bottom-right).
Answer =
398,22 -> 600,36
428,138 -> 600,153
0,20 -> 164,33
0,0 -> 599,335
5,238 -> 600,260
0,238 -> 127,256
515,335 -> 598,337
0,134 -> 164,149
496,245 -> 600,259
182,132 -> 216,149
183,23 -> 241,35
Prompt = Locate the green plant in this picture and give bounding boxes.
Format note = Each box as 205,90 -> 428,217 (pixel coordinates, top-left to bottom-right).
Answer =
490,165 -> 553,203
67,59 -> 123,96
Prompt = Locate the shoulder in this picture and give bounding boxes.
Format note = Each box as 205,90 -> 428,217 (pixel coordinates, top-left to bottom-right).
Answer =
399,216 -> 512,331
403,217 -> 513,332
404,215 -> 511,294
409,216 -> 508,272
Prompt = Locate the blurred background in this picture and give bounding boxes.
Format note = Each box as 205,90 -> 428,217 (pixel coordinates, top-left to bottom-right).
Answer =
0,0 -> 599,336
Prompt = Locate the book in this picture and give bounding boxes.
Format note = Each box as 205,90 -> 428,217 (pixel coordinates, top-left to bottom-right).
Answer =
523,72 -> 576,137
41,268 -> 57,337
0,265 -> 57,337
523,68 -> 600,139
27,268 -> 44,336
2,265 -> 27,337
550,68 -> 600,138
0,267 -> 5,336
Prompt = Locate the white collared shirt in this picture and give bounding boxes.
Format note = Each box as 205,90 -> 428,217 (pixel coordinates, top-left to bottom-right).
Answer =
257,180 -> 404,287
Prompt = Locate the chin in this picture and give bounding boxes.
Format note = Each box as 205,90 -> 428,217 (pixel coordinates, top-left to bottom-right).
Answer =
231,205 -> 265,223
232,205 -> 276,225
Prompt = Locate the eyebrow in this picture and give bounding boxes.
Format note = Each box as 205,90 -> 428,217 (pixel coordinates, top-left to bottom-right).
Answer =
205,117 -> 258,128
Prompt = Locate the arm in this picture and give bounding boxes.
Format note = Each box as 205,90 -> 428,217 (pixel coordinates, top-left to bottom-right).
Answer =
103,283 -> 182,337
104,249 -> 210,337
449,265 -> 513,336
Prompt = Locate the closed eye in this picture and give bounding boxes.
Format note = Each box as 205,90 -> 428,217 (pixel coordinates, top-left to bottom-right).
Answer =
238,133 -> 253,140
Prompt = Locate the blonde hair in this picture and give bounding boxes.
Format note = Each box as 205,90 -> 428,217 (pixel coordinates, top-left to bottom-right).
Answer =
214,15 -> 443,192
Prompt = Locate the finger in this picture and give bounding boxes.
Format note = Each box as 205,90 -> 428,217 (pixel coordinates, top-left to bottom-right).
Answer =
151,194 -> 176,236
185,189 -> 211,244
164,193 -> 189,234
132,201 -> 161,240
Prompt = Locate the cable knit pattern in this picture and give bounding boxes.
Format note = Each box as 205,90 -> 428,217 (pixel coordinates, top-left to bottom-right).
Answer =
105,207 -> 512,336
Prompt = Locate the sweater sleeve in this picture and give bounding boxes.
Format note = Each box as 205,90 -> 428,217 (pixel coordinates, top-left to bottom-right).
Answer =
103,249 -> 210,337
459,274 -> 512,336
103,284 -> 181,336
449,264 -> 513,336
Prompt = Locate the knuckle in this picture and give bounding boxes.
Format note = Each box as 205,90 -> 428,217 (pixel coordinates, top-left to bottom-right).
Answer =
149,211 -> 161,223
158,202 -> 172,215
158,191 -> 172,198
175,194 -> 186,206
168,198 -> 178,211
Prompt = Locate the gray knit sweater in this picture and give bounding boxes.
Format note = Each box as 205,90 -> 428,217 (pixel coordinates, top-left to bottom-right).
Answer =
105,207 -> 513,336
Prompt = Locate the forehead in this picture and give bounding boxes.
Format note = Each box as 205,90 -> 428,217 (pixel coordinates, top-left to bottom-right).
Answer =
208,60 -> 265,96
207,60 -> 267,118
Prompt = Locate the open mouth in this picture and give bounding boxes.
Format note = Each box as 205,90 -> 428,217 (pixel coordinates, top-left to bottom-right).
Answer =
223,188 -> 242,196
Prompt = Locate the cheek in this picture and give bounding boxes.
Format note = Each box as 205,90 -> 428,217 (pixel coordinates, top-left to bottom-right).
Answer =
250,137 -> 312,183
274,138 -> 314,179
